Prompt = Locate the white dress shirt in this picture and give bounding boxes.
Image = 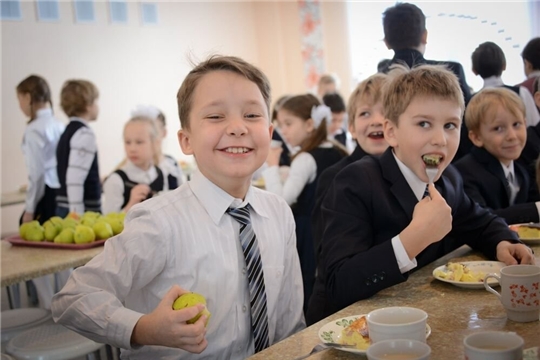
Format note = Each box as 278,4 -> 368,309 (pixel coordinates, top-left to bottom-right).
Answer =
66,118 -> 98,214
52,170 -> 305,359
21,108 -> 65,213
482,76 -> 540,127
263,142 -> 333,205
102,161 -> 161,214
390,152 -> 428,273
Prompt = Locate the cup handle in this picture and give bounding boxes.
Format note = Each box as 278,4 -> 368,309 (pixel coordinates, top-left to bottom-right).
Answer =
484,272 -> 501,299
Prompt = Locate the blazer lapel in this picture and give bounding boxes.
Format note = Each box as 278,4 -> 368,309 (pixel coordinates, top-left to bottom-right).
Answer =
380,149 -> 417,222
471,147 -> 511,201
514,162 -> 530,203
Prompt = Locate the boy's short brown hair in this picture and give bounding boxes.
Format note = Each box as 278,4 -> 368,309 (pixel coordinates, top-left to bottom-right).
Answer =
383,64 -> 465,124
60,80 -> 99,117
465,87 -> 525,133
348,73 -> 387,129
177,55 -> 271,130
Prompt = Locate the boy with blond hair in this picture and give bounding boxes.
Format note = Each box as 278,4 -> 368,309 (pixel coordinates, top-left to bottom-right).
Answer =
56,79 -> 101,216
52,56 -> 305,359
454,87 -> 540,225
306,65 -> 534,325
312,73 -> 389,263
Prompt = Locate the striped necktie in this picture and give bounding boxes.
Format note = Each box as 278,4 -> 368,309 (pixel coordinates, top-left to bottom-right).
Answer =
227,204 -> 270,353
422,184 -> 430,199
506,172 -> 519,206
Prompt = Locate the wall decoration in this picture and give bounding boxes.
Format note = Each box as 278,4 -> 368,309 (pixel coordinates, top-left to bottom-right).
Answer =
36,0 -> 59,22
1,0 -> 22,20
298,0 -> 325,92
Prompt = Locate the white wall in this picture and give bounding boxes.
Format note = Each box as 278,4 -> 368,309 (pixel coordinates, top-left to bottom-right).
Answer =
1,1 -> 352,234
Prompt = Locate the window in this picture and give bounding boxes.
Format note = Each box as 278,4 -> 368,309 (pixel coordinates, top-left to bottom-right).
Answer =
1,0 -> 21,20
74,0 -> 95,23
140,2 -> 157,25
36,0 -> 59,22
109,0 -> 127,24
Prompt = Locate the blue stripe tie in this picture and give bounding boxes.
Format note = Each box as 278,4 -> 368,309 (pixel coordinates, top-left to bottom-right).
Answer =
227,204 -> 270,353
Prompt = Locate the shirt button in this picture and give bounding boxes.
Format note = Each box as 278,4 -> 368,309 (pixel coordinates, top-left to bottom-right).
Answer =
242,305 -> 247,312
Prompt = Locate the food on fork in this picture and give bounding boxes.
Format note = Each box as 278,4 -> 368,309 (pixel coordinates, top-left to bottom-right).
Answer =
422,154 -> 442,167
339,315 -> 370,350
433,262 -> 485,282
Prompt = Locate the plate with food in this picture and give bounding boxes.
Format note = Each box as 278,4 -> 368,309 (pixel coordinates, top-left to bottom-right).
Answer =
509,223 -> 540,245
3,235 -> 106,250
432,261 -> 505,289
318,315 -> 431,355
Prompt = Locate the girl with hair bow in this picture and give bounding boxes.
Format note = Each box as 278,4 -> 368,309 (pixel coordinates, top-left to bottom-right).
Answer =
263,93 -> 347,312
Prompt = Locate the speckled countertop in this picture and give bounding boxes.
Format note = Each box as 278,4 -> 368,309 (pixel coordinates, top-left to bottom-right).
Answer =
1,241 -> 103,287
249,244 -> 540,359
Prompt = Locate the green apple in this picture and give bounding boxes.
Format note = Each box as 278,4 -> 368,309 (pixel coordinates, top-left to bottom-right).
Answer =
104,217 -> 124,235
63,218 -> 79,230
93,221 -> 113,240
43,220 -> 61,241
74,225 -> 95,244
82,211 -> 101,219
81,217 -> 96,228
172,292 -> 211,326
19,222 -> 32,238
25,221 -> 45,242
54,228 -> 75,244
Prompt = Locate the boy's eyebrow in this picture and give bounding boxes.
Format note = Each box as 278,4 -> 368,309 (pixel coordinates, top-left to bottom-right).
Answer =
200,99 -> 265,109
411,114 -> 461,122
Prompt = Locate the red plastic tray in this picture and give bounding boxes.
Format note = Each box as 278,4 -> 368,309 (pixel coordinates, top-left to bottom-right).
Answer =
3,234 -> 106,249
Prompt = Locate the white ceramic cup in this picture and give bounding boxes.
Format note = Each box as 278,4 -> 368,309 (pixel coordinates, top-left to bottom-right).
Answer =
367,307 -> 428,344
270,139 -> 283,148
484,264 -> 540,322
463,331 -> 524,360
367,339 -> 431,360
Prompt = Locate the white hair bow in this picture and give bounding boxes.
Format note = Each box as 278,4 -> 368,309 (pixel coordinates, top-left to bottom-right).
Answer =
130,104 -> 160,120
311,105 -> 332,128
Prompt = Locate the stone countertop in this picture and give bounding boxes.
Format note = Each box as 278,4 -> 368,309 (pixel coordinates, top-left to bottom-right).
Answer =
249,245 -> 540,359
1,241 -> 103,287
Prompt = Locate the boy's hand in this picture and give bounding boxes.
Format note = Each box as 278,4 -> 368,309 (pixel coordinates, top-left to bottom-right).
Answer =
496,241 -> 536,265
266,147 -> 282,167
125,184 -> 151,211
401,184 -> 452,258
131,285 -> 208,353
22,211 -> 34,224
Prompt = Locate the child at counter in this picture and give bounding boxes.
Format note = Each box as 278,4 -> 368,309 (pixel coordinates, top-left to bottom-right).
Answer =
55,79 -> 101,216
454,88 -> 540,225
102,116 -> 164,214
306,64 -> 535,325
51,55 -> 305,359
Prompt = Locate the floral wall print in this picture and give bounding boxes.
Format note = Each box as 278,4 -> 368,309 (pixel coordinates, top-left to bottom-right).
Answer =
298,0 -> 325,91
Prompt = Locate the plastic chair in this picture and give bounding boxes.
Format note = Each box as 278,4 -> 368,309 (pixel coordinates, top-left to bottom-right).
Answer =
6,323 -> 104,360
1,308 -> 53,348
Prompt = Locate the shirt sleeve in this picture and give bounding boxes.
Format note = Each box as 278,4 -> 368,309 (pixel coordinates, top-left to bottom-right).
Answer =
262,152 -> 316,205
273,208 -> 306,342
23,129 -> 46,213
519,86 -> 540,127
391,236 -> 418,273
102,173 -> 126,214
51,206 -> 170,349
67,127 -> 97,214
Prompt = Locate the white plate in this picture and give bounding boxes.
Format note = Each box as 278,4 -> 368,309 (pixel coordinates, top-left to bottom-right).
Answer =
510,223 -> 540,245
432,261 -> 505,289
318,315 -> 431,355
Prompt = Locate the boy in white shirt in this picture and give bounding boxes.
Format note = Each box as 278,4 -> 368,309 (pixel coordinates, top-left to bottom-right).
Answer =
52,56 -> 305,359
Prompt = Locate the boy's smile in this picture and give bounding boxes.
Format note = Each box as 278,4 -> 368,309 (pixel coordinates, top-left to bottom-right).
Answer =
469,106 -> 526,166
352,101 -> 388,155
384,96 -> 462,183
178,70 -> 272,198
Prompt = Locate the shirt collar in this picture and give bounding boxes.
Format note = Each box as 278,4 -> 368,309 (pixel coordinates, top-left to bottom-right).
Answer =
528,70 -> 540,79
188,170 -> 269,225
69,117 -> 89,126
35,108 -> 53,118
392,150 -> 427,201
482,76 -> 504,89
500,161 -> 515,181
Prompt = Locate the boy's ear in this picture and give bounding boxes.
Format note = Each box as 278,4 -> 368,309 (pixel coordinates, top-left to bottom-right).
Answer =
468,129 -> 484,148
348,118 -> 356,139
383,119 -> 398,147
268,122 -> 274,139
421,30 -> 428,45
383,38 -> 392,50
534,91 -> 540,109
177,129 -> 194,155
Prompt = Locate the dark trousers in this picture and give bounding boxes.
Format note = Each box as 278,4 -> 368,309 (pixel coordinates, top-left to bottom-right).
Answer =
19,185 -> 57,225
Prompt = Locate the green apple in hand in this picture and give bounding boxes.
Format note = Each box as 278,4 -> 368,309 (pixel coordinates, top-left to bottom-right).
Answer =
172,292 -> 211,326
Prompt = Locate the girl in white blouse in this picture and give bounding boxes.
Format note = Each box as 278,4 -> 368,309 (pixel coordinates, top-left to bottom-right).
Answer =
103,117 -> 164,214
17,75 -> 65,224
